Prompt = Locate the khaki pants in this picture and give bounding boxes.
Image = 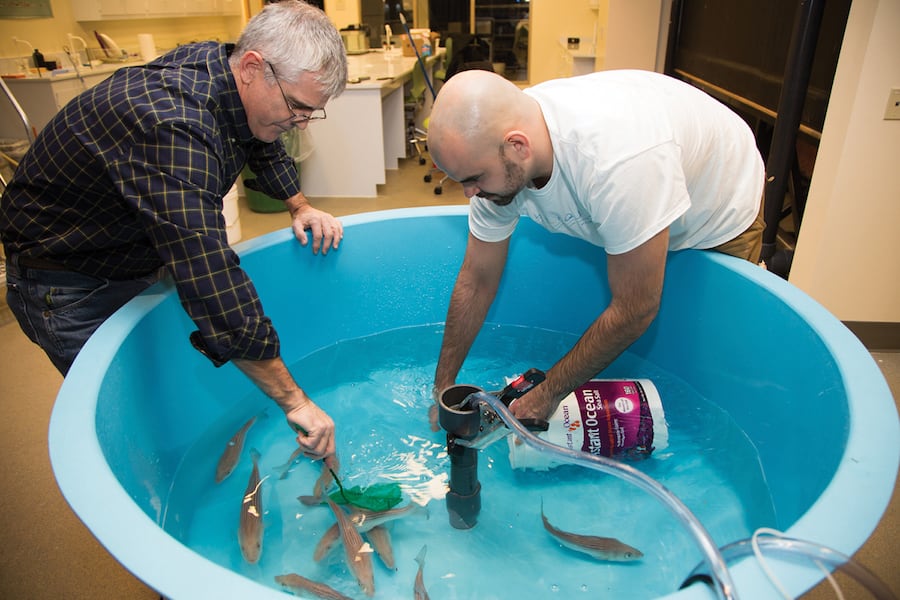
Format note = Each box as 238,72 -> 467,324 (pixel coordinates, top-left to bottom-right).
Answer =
710,194 -> 766,264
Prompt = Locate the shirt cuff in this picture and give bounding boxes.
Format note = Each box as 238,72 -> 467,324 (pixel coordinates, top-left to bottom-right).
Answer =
188,316 -> 281,367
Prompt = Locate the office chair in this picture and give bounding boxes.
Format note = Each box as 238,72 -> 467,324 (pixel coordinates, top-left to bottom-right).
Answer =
433,36 -> 452,85
421,51 -> 496,195
420,37 -> 456,194
421,115 -> 450,195
424,168 -> 450,195
0,76 -> 36,284
404,61 -> 429,165
0,76 -> 36,193
442,35 -> 493,82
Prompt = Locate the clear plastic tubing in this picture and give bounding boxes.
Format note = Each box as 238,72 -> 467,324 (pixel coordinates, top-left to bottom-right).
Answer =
473,391 -> 738,600
685,536 -> 897,600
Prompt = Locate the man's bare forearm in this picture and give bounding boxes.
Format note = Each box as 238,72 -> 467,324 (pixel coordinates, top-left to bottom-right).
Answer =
434,275 -> 495,390
434,235 -> 508,391
233,356 -> 310,413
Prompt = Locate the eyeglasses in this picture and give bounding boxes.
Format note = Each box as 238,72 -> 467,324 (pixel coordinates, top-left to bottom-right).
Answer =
265,60 -> 327,124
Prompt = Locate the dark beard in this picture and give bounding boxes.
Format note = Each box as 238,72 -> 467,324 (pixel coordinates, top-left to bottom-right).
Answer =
488,194 -> 516,206
482,148 -> 526,206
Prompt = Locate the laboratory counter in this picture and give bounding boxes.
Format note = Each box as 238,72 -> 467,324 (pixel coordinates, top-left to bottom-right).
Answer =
1,61 -> 144,138
301,47 -> 445,198
1,48 -> 445,198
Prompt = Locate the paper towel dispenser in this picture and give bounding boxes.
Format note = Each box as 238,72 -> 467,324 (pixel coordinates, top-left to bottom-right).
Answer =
340,24 -> 371,55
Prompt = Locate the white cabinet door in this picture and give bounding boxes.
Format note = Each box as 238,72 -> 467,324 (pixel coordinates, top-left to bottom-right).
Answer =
147,0 -> 184,18
184,0 -> 217,16
71,0 -> 238,19
99,0 -> 146,18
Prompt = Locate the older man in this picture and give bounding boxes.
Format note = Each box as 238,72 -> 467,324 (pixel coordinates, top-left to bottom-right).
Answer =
427,69 -> 765,425
1,1 -> 347,460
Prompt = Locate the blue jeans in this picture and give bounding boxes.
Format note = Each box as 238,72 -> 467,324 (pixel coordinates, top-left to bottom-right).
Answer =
4,255 -> 162,375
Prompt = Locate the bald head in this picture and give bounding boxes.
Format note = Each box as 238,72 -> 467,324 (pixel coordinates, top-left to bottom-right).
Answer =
428,71 -> 535,168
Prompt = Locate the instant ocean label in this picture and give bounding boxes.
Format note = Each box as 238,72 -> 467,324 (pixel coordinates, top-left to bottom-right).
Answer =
571,380 -> 648,456
508,379 -> 668,470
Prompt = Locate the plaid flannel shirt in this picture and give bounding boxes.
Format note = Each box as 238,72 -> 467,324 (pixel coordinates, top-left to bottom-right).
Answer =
0,42 -> 301,365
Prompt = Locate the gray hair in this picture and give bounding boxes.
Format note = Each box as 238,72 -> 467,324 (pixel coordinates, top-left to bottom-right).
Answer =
230,0 -> 347,99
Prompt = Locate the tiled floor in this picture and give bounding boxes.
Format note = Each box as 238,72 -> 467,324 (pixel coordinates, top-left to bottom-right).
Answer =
0,158 -> 897,599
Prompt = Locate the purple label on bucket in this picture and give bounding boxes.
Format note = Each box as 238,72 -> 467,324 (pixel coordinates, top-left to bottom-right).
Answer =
571,380 -> 653,458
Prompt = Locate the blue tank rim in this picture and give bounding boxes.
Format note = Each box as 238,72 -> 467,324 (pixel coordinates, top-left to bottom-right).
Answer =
47,205 -> 898,600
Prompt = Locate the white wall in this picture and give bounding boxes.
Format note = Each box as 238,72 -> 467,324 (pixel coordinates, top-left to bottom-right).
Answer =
528,0 -> 602,83
603,0 -> 666,71
789,0 -> 900,323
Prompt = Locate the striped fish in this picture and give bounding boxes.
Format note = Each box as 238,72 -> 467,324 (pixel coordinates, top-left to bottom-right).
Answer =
540,502 -> 643,562
312,502 -> 428,562
313,522 -> 341,562
325,496 -> 375,597
349,502 -> 429,532
274,573 -> 353,600
215,416 -> 257,483
413,544 -> 430,600
364,525 -> 395,570
239,448 -> 265,564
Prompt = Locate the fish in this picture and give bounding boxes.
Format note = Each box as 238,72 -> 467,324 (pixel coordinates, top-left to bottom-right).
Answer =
274,446 -> 304,480
349,502 -> 429,533
274,573 -> 353,600
540,501 -> 643,562
312,455 -> 340,497
313,501 -> 429,562
325,496 -> 375,597
294,454 -> 341,497
215,415 -> 257,483
313,523 -> 341,561
413,544 -> 430,600
299,494 -> 322,506
303,500 -> 429,531
239,448 -> 266,564
364,525 -> 395,570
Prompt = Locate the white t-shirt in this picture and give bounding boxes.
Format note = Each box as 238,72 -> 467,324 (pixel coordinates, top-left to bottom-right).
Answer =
468,70 -> 764,254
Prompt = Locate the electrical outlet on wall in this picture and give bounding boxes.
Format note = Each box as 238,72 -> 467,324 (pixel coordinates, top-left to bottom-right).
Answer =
885,88 -> 900,120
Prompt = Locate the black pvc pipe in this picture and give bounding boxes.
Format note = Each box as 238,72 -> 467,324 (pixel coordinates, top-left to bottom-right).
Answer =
446,438 -> 481,529
761,0 -> 826,261
438,384 -> 484,529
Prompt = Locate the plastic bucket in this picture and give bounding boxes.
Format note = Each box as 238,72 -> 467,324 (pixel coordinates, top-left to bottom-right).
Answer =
508,379 -> 668,470
242,165 -> 290,213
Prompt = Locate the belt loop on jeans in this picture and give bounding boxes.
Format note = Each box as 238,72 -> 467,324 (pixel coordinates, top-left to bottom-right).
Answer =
5,252 -> 20,278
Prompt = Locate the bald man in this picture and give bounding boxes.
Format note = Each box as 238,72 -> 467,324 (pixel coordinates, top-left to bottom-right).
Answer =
428,69 -> 765,427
